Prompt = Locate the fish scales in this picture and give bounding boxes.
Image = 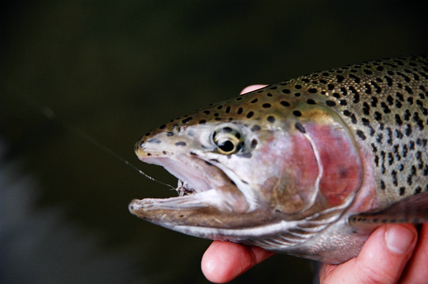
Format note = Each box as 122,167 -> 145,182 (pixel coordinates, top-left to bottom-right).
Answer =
280,55 -> 428,204
130,55 -> 428,264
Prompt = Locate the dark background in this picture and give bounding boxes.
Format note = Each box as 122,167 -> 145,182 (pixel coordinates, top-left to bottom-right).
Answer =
1,1 -> 427,283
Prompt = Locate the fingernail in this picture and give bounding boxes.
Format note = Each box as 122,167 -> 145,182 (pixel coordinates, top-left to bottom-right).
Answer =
385,225 -> 415,254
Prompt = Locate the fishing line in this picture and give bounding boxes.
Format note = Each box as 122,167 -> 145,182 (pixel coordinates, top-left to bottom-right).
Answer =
16,93 -> 176,190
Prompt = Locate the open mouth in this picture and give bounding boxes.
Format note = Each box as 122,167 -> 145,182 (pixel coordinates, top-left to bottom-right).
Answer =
128,152 -> 252,214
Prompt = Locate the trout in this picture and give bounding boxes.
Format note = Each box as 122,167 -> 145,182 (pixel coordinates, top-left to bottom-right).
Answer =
129,55 -> 428,263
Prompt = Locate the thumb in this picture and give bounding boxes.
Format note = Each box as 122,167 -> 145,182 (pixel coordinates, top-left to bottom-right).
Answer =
319,224 -> 417,284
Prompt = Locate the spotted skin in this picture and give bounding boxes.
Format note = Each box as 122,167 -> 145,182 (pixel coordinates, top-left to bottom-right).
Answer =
137,55 -> 428,203
131,55 -> 428,263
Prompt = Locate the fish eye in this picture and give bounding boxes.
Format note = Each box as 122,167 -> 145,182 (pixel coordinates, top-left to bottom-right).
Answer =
212,126 -> 244,155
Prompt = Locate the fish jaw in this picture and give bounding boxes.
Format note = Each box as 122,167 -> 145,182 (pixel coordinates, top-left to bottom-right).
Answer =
128,152 -> 278,237
129,127 -> 278,235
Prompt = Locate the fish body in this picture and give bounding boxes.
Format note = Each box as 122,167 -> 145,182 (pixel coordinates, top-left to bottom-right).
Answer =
129,56 -> 428,263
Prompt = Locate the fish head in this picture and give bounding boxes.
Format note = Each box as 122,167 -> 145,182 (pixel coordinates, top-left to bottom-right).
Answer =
129,86 -> 364,243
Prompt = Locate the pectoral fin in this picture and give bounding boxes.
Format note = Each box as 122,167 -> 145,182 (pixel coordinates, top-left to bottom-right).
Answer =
349,191 -> 428,227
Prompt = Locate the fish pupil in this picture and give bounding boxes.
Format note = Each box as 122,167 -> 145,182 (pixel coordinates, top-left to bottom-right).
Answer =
218,140 -> 235,152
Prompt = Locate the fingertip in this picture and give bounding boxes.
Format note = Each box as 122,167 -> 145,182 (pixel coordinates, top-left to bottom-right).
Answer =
201,241 -> 273,283
240,85 -> 268,95
384,223 -> 417,255
201,241 -> 247,283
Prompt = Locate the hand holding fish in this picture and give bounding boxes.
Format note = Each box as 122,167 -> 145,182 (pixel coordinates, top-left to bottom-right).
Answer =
201,223 -> 428,283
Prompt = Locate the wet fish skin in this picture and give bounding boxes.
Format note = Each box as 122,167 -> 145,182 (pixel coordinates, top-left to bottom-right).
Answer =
130,55 -> 428,263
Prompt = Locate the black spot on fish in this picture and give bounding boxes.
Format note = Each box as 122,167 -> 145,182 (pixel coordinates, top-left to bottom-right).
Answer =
199,120 -> 206,124
237,107 -> 243,114
415,186 -> 422,194
404,86 -> 413,95
282,89 -> 291,94
349,74 -> 361,83
159,125 -> 166,129
356,130 -> 366,140
225,106 -> 231,113
395,115 -> 403,125
384,75 -> 393,86
326,100 -> 336,106
306,99 -> 316,105
381,102 -> 391,114
262,103 -> 271,108
280,101 -> 290,107
251,125 -> 261,132
175,141 -> 187,146
363,102 -> 370,115
293,110 -> 302,117
308,88 -> 318,93
295,122 -> 306,133
148,138 -> 161,144
167,132 -> 174,136
267,116 -> 275,123
251,98 -> 258,103
386,95 -> 394,106
246,111 -> 254,118
374,111 -> 382,121
250,139 -> 258,149
182,117 -> 193,124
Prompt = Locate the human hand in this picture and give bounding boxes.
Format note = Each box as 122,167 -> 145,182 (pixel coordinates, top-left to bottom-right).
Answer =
201,224 -> 427,283
200,85 -> 428,284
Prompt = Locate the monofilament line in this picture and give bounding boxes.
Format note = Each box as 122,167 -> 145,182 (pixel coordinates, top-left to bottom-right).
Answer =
17,93 -> 175,190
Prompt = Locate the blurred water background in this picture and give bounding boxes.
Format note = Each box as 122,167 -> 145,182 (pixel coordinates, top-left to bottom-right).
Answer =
2,1 -> 428,283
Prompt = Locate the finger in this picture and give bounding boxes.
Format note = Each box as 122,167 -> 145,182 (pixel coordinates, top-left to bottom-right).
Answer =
399,223 -> 428,284
319,224 -> 417,284
240,85 -> 268,95
201,241 -> 274,283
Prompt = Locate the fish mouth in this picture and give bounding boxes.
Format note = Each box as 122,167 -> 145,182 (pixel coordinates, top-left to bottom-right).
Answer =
129,152 -> 252,217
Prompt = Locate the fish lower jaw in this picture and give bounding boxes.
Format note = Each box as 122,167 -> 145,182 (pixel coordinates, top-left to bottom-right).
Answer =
129,188 -> 250,214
